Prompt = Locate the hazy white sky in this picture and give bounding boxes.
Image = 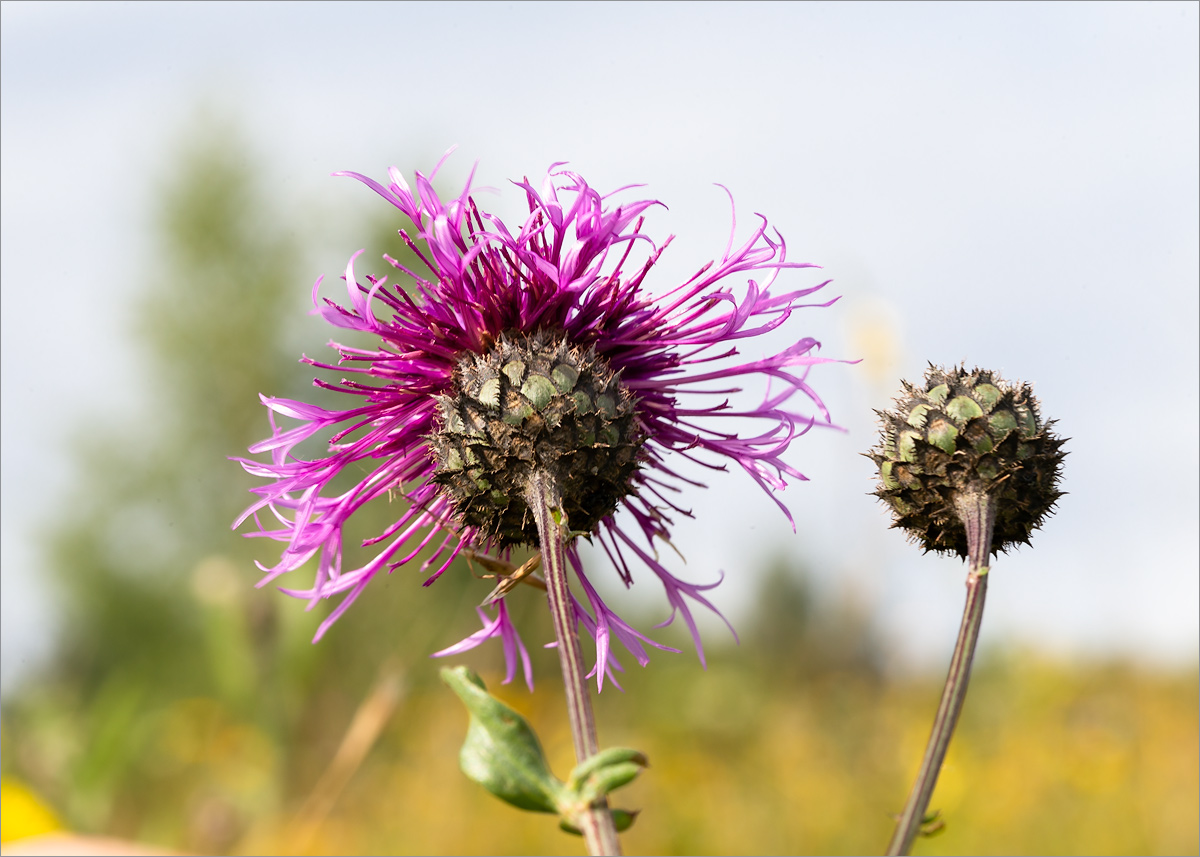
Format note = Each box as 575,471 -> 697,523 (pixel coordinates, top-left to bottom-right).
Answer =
2,1 -> 1197,691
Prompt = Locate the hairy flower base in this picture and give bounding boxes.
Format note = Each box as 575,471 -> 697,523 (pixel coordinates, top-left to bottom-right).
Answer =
235,155 -> 842,689
870,366 -> 1066,557
430,329 -> 642,546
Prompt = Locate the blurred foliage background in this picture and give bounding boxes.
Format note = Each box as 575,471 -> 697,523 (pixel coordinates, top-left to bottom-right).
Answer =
1,116 -> 1196,857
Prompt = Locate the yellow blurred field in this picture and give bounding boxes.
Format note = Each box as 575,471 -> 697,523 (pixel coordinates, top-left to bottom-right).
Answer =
5,650 -> 1195,856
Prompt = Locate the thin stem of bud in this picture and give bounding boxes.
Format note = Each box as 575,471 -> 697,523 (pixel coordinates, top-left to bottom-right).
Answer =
525,470 -> 622,857
886,487 -> 995,856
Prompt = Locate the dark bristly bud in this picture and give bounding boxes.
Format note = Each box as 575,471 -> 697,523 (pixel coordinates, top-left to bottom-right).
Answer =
868,365 -> 1067,557
429,330 -> 644,546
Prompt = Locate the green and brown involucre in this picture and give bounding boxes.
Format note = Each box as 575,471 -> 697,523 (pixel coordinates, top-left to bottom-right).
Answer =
429,330 -> 643,547
869,365 -> 1067,557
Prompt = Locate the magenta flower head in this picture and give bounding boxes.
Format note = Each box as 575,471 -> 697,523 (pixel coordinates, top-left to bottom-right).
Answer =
235,153 -> 842,689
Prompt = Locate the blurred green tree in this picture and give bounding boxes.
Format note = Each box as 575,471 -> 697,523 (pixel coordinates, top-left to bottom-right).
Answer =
2,111 -> 530,852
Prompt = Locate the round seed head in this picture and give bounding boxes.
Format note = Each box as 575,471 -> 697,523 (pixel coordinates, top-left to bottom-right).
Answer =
868,365 -> 1067,557
429,330 -> 644,546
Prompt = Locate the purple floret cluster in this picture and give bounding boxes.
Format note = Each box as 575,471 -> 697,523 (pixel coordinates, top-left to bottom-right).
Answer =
236,153 -> 840,689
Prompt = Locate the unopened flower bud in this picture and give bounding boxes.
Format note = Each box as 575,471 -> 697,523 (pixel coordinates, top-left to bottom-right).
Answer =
868,365 -> 1066,557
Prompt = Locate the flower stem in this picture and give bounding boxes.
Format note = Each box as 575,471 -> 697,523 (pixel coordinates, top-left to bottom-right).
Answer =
525,470 -> 622,857
886,487 -> 996,856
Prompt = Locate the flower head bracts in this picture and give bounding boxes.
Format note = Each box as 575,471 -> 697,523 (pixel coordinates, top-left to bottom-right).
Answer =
235,155 -> 841,687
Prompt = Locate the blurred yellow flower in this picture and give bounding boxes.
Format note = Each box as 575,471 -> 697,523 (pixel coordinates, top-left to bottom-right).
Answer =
0,777 -> 61,844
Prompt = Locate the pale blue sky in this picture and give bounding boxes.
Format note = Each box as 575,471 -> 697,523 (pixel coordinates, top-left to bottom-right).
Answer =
2,1 -> 1197,691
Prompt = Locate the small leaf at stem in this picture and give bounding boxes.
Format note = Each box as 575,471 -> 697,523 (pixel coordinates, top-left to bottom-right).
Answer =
441,666 -> 566,814
568,747 -> 649,785
559,809 -> 640,835
575,763 -> 646,806
920,809 -> 946,837
556,747 -> 648,833
567,748 -> 649,805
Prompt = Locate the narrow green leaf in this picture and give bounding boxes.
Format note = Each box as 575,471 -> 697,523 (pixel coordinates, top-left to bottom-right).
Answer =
920,809 -> 947,837
568,747 -> 649,787
559,809 -> 639,835
575,762 -> 645,806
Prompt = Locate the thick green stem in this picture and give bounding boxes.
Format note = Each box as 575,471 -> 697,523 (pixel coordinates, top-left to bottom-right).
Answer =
525,470 -> 622,857
887,487 -> 995,856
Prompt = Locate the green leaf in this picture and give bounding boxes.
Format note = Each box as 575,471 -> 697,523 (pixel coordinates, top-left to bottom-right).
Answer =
919,809 -> 947,837
441,666 -> 565,814
556,747 -> 648,832
568,747 -> 648,784
442,668 -> 648,836
567,747 -> 649,804
575,762 -> 645,806
559,808 -> 640,836
610,809 -> 639,833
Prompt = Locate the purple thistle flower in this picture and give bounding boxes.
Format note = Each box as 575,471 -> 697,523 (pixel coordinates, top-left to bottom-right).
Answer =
235,153 -> 842,690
